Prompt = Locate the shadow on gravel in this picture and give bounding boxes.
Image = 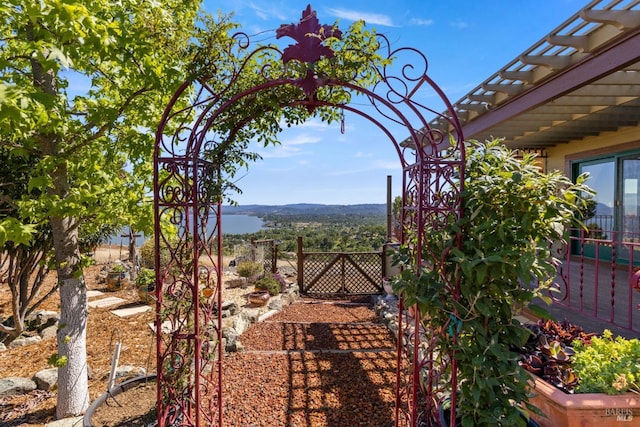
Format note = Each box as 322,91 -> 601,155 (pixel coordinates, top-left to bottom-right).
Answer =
283,302 -> 396,427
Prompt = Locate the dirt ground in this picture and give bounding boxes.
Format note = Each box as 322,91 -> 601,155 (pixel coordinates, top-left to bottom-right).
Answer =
0,245 -> 261,426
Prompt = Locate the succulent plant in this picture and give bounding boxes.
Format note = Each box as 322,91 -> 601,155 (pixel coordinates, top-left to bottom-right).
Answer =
519,320 -> 595,393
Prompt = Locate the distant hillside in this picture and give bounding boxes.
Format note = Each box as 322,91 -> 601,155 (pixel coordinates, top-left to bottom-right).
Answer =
595,202 -> 612,216
222,203 -> 387,216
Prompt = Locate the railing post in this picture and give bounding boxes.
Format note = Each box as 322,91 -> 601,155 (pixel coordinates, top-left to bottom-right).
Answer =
272,240 -> 278,274
340,255 -> 346,294
297,236 -> 304,291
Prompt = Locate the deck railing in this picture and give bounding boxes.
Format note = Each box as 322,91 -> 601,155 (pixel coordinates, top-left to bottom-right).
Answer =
549,227 -> 640,333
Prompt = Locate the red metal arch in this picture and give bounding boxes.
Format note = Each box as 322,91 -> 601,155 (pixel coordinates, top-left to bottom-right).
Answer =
153,5 -> 464,426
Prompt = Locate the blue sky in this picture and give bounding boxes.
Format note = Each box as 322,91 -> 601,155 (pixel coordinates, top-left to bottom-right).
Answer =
207,1 -> 584,205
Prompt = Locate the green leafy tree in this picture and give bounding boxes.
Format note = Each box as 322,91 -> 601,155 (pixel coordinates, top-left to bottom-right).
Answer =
0,147 -> 56,342
0,0 -> 202,417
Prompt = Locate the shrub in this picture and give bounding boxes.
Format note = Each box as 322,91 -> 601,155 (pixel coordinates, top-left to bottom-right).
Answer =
254,273 -> 280,296
393,139 -> 594,425
139,237 -> 173,269
572,330 -> 640,394
236,260 -> 263,279
110,263 -> 127,273
135,268 -> 156,290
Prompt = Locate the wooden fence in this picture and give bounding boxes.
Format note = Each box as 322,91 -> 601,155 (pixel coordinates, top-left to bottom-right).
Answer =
296,236 -> 384,295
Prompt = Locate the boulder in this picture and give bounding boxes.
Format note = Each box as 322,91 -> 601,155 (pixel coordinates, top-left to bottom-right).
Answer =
102,365 -> 145,381
8,335 -> 42,349
268,297 -> 283,311
33,368 -> 58,391
0,376 -> 37,397
221,301 -> 239,318
43,416 -> 83,427
232,313 -> 250,335
25,310 -> 59,331
222,328 -> 239,352
40,325 -> 58,340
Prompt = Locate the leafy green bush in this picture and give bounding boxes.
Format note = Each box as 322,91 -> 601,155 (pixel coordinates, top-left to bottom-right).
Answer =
572,330 -> 640,394
135,268 -> 156,290
236,260 -> 263,279
393,139 -> 594,425
110,263 -> 126,273
254,273 -> 280,296
139,237 -> 173,269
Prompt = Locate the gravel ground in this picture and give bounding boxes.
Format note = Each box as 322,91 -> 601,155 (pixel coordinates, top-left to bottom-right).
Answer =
0,248 -> 398,426
223,298 -> 398,427
89,297 -> 399,427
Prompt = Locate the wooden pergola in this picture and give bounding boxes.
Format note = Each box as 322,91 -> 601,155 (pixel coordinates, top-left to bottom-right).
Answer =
424,0 -> 640,150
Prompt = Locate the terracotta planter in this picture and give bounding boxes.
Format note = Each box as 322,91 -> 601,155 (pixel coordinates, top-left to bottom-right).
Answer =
106,271 -> 127,291
202,287 -> 214,298
528,374 -> 640,426
137,286 -> 155,304
247,290 -> 270,307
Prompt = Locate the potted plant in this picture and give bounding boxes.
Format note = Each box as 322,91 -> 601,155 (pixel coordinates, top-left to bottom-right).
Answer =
247,289 -> 270,307
135,268 -> 156,304
253,273 -> 281,296
106,263 -> 128,291
392,139 -> 593,425
520,321 -> 640,426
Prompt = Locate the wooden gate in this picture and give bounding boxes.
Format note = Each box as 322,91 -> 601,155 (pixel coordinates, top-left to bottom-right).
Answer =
296,236 -> 383,295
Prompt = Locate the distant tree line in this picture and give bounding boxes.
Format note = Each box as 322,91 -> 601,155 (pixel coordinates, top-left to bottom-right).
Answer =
222,213 -> 388,256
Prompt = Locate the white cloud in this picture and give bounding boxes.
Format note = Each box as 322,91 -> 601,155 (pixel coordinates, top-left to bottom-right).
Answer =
282,134 -> 322,146
256,133 -> 321,158
410,18 -> 434,26
449,20 -> 469,29
326,159 -> 400,176
258,145 -> 301,159
354,151 -> 373,158
248,2 -> 288,21
327,8 -> 395,27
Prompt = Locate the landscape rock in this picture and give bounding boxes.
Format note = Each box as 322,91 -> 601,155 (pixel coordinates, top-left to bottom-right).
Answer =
268,298 -> 283,311
221,301 -> 239,318
8,335 -> 42,349
33,368 -> 58,391
232,313 -> 251,335
25,310 -> 59,331
0,376 -> 37,397
43,416 -> 83,427
241,307 -> 261,324
222,328 -> 239,352
0,343 -> 6,352
101,365 -> 145,381
40,325 -> 58,340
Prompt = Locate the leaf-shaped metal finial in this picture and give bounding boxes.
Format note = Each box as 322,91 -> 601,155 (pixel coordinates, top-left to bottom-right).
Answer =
276,4 -> 342,64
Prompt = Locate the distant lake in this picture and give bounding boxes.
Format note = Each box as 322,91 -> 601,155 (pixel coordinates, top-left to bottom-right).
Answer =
110,214 -> 264,245
219,214 -> 265,235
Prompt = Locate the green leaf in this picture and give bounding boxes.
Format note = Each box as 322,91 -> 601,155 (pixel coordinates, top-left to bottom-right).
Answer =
0,218 -> 37,247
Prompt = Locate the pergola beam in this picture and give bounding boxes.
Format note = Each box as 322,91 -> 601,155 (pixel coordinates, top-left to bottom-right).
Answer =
461,28 -> 640,139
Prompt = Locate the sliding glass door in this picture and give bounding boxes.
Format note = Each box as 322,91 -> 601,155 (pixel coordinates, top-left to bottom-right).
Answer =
575,151 -> 640,264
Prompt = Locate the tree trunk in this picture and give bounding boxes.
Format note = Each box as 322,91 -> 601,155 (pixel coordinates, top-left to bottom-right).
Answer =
28,20 -> 90,417
50,189 -> 89,418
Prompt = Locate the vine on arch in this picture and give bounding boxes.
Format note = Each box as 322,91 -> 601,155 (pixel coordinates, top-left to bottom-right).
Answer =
154,5 -> 464,426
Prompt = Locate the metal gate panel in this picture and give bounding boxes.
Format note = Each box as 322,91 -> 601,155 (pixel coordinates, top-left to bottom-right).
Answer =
301,252 -> 383,295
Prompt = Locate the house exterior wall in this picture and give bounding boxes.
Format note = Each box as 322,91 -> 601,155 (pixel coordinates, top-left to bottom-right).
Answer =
544,126 -> 640,175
